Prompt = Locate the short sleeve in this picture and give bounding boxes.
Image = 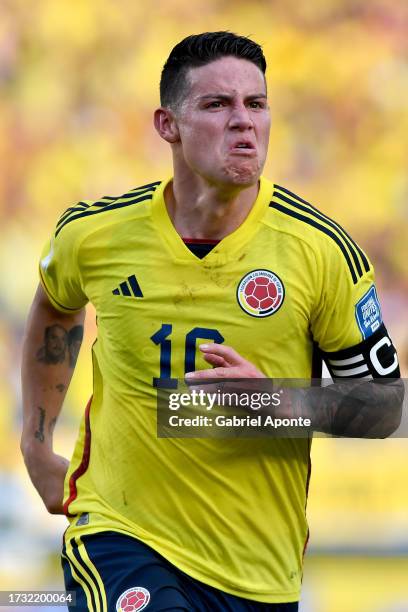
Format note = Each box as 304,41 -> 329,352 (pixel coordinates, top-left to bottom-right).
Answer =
310,240 -> 382,353
39,225 -> 88,313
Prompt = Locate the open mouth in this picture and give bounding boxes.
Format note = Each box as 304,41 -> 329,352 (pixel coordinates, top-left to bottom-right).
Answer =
230,142 -> 256,155
233,142 -> 254,149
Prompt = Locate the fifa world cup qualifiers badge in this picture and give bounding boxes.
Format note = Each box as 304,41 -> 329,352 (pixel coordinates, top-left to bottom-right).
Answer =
237,269 -> 285,317
355,285 -> 382,339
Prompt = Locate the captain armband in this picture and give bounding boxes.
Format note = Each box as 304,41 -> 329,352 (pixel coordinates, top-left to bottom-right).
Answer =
322,324 -> 400,380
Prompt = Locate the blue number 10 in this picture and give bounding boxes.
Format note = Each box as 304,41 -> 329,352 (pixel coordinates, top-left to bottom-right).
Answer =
150,324 -> 224,388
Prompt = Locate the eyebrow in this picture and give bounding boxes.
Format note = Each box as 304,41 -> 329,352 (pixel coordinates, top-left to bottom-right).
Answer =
198,93 -> 267,101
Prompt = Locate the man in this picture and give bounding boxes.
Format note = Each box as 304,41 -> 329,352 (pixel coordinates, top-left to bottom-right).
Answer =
36,323 -> 68,365
21,32 -> 402,611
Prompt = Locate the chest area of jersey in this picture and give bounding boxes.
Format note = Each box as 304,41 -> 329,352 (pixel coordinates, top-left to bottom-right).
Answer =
91,238 -> 314,377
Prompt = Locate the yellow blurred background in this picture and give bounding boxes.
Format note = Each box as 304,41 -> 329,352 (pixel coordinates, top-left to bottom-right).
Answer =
1,1 -> 407,611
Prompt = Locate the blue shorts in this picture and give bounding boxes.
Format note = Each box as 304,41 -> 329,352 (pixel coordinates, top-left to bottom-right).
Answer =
62,531 -> 299,611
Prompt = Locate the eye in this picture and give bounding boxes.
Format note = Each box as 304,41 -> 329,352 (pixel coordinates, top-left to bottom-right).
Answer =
207,100 -> 224,108
248,100 -> 264,109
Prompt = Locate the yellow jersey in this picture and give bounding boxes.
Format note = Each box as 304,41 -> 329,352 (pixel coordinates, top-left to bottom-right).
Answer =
39,176 -> 377,603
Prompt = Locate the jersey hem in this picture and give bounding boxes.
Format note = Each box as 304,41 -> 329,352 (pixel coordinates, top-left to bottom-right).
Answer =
63,521 -> 301,603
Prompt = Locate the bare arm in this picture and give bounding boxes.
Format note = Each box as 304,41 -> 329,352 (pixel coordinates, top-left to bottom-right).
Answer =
299,378 -> 404,438
21,283 -> 85,513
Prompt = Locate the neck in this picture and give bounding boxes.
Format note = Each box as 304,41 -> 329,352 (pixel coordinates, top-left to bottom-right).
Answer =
164,172 -> 260,240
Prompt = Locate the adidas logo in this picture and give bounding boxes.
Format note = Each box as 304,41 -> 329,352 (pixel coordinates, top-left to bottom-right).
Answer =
112,275 -> 143,298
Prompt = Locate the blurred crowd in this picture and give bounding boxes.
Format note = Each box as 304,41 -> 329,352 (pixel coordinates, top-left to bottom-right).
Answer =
0,1 -> 407,609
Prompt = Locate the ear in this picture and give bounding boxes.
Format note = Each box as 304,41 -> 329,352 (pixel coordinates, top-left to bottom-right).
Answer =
154,107 -> 180,144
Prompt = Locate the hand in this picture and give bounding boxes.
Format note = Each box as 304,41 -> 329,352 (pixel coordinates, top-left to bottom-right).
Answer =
22,446 -> 69,514
184,343 -> 276,420
185,343 -> 266,380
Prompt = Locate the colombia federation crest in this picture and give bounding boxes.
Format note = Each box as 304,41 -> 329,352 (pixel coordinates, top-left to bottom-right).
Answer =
237,269 -> 285,318
116,587 -> 150,611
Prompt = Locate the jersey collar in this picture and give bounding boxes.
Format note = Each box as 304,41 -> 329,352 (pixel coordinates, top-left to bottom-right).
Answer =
150,176 -> 274,266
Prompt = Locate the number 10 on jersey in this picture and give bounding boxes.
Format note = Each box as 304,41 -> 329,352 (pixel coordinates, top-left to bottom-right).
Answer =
150,324 -> 224,388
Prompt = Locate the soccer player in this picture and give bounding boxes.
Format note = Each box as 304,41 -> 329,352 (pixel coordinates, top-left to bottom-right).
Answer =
21,32 -> 402,611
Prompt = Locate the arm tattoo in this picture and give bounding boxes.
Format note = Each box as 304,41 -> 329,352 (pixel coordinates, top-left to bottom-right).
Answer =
67,325 -> 84,368
34,406 -> 46,442
304,378 -> 404,438
36,324 -> 83,368
36,324 -> 68,364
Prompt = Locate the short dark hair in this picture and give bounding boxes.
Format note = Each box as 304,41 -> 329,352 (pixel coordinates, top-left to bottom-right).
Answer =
45,324 -> 67,341
160,31 -> 266,109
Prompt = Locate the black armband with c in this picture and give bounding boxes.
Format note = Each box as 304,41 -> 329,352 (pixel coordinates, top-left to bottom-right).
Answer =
322,324 -> 400,379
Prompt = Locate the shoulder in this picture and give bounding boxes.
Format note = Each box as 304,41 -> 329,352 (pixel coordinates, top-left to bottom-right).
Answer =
53,180 -> 162,241
265,183 -> 371,285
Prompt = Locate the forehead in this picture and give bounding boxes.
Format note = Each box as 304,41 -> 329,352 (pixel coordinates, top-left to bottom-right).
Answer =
186,56 -> 266,99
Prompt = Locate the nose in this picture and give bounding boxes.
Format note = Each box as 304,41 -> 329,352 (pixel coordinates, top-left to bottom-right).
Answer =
228,103 -> 253,131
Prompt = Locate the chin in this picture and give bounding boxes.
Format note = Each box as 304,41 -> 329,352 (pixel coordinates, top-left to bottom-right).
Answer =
221,162 -> 261,187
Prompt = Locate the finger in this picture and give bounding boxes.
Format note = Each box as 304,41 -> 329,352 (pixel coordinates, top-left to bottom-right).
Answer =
185,369 -> 216,380
199,343 -> 245,366
185,367 -> 231,380
202,353 -> 228,367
